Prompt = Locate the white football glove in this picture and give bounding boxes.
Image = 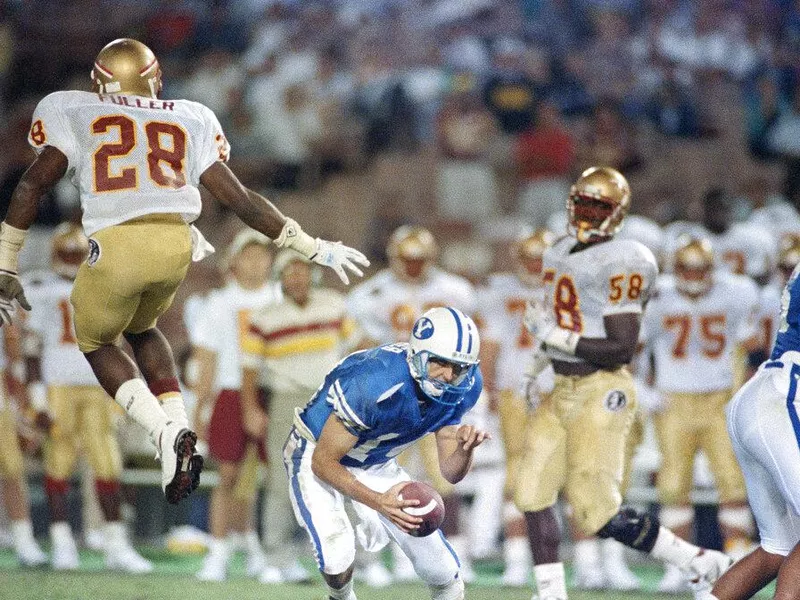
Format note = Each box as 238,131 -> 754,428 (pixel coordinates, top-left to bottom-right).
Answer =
519,346 -> 555,410
311,238 -> 370,285
0,271 -> 30,325
523,299 -> 579,355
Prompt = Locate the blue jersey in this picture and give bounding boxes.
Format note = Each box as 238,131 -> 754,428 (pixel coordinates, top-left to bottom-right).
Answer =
772,263 -> 800,359
296,343 -> 483,467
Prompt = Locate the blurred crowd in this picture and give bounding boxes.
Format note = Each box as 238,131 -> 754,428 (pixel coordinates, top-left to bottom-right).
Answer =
4,0 -> 800,594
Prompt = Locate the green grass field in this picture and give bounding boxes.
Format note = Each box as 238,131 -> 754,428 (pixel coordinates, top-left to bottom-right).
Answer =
0,548 -> 774,600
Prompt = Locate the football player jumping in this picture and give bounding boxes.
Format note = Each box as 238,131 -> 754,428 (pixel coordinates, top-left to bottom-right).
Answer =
285,307 -> 488,600
519,167 -> 732,599
0,38 -> 368,504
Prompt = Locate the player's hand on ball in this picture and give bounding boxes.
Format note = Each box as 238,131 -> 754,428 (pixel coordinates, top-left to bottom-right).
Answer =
456,424 -> 491,452
376,482 -> 422,534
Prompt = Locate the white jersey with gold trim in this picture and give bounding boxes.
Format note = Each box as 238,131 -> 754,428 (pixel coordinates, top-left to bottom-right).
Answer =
640,272 -> 759,393
346,267 -> 476,344
193,281 -> 282,389
480,273 -> 544,391
542,236 -> 658,364
28,90 -> 230,236
23,271 -> 97,386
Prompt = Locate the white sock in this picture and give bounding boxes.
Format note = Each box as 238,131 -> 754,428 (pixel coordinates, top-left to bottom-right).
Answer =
159,393 -> 188,428
601,538 -> 627,566
650,526 -> 700,569
50,521 -> 76,547
327,577 -> 356,600
10,520 -> 36,550
105,521 -> 128,549
244,530 -> 263,556
504,536 -> 530,569
695,592 -> 720,600
207,536 -> 231,560
533,562 -> 568,600
574,538 -> 601,569
115,379 -> 169,445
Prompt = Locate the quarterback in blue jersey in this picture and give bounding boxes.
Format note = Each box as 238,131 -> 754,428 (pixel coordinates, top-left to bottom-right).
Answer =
283,306 -> 488,600
697,263 -> 800,600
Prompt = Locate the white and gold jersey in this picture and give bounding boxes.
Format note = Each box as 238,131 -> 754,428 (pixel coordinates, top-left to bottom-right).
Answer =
754,281 -> 783,355
28,90 -> 230,236
345,267 -> 476,344
242,288 -> 356,395
542,236 -> 658,364
480,273 -> 544,391
23,271 -> 97,386
641,272 -> 759,393
192,281 -> 282,389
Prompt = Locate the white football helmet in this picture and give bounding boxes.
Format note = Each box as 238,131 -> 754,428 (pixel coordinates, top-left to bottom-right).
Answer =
407,306 -> 480,404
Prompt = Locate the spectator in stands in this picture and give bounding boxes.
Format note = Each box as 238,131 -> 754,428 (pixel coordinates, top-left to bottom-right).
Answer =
515,98 -> 576,227
434,76 -> 500,222
743,71 -> 787,161
767,84 -> 800,201
180,48 -> 243,117
548,50 -> 595,117
575,97 -> 643,173
483,37 -> 539,136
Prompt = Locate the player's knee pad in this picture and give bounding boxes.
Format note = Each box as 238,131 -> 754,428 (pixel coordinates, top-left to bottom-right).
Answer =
429,575 -> 464,600
659,505 -> 693,530
719,506 -> 754,535
597,506 -> 660,553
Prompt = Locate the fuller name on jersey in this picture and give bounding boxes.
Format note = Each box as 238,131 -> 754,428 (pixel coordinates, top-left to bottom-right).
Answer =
541,237 -> 658,363
28,90 -> 230,236
295,344 -> 482,468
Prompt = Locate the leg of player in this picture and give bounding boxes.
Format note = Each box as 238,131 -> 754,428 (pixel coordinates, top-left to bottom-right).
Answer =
1,476 -> 46,567
565,509 -> 605,590
323,565 -> 358,600
501,502 -> 531,586
694,545 -> 782,600
596,505 -> 732,586
197,461 -> 239,581
525,506 -> 569,600
44,476 -> 80,570
657,505 -> 695,593
85,340 -> 201,505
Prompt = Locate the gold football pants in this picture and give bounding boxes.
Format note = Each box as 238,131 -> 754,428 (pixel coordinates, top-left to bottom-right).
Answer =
0,406 -> 24,479
514,367 -> 637,535
71,214 -> 192,352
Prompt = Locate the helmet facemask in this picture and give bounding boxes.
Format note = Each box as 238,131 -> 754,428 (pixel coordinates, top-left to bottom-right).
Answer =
567,166 -> 630,243
674,237 -> 715,298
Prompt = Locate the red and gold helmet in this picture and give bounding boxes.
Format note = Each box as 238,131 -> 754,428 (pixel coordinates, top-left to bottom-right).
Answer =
91,38 -> 162,98
673,235 -> 715,297
513,228 -> 554,285
567,166 -> 631,243
387,226 -> 438,282
778,232 -> 800,283
51,222 -> 89,280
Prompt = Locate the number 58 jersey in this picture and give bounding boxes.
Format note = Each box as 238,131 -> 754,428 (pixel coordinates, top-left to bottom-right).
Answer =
28,90 -> 230,236
542,236 -> 658,364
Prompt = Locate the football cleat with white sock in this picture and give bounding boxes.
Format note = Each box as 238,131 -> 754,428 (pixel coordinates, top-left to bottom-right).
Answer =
158,422 -> 203,504
681,548 -> 733,587
16,541 -> 47,567
658,563 -> 690,594
105,543 -> 153,574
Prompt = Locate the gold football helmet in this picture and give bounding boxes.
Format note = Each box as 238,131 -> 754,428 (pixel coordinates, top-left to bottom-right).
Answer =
91,38 -> 162,98
514,228 -> 554,285
567,166 -> 631,243
51,222 -> 89,280
673,235 -> 715,297
387,225 -> 438,282
778,233 -> 800,283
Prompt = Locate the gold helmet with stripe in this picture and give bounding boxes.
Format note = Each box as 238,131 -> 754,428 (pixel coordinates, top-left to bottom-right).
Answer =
778,232 -> 800,283
673,235 -> 715,297
91,38 -> 162,98
51,222 -> 89,280
387,225 -> 438,282
568,166 -> 631,243
514,228 -> 554,285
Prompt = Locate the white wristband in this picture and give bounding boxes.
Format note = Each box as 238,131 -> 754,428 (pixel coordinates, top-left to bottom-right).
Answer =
274,218 -> 317,259
543,327 -> 580,355
0,222 -> 27,273
28,381 -> 48,412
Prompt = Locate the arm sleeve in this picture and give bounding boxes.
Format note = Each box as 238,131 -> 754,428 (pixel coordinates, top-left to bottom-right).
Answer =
197,105 -> 230,178
29,93 -> 77,167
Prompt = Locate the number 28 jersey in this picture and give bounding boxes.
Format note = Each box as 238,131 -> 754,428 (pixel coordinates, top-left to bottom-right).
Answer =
542,236 -> 658,364
28,90 -> 230,236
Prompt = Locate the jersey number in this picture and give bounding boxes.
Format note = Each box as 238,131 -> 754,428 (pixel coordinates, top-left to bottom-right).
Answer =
663,314 -> 726,359
608,273 -> 643,302
92,115 -> 187,192
58,299 -> 77,345
553,275 -> 582,332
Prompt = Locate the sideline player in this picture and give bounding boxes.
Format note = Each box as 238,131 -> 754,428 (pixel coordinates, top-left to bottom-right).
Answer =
695,236 -> 800,599
0,38 -> 368,504
285,307 -> 487,600
520,166 -> 732,599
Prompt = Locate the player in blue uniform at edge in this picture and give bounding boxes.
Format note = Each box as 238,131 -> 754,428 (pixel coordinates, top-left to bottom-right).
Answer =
696,262 -> 800,600
283,306 -> 489,600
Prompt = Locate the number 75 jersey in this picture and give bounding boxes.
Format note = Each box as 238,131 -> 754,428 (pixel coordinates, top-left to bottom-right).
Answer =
28,90 -> 230,236
542,236 -> 658,364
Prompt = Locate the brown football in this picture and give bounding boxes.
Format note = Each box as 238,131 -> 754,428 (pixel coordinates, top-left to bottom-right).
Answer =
398,481 -> 445,537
